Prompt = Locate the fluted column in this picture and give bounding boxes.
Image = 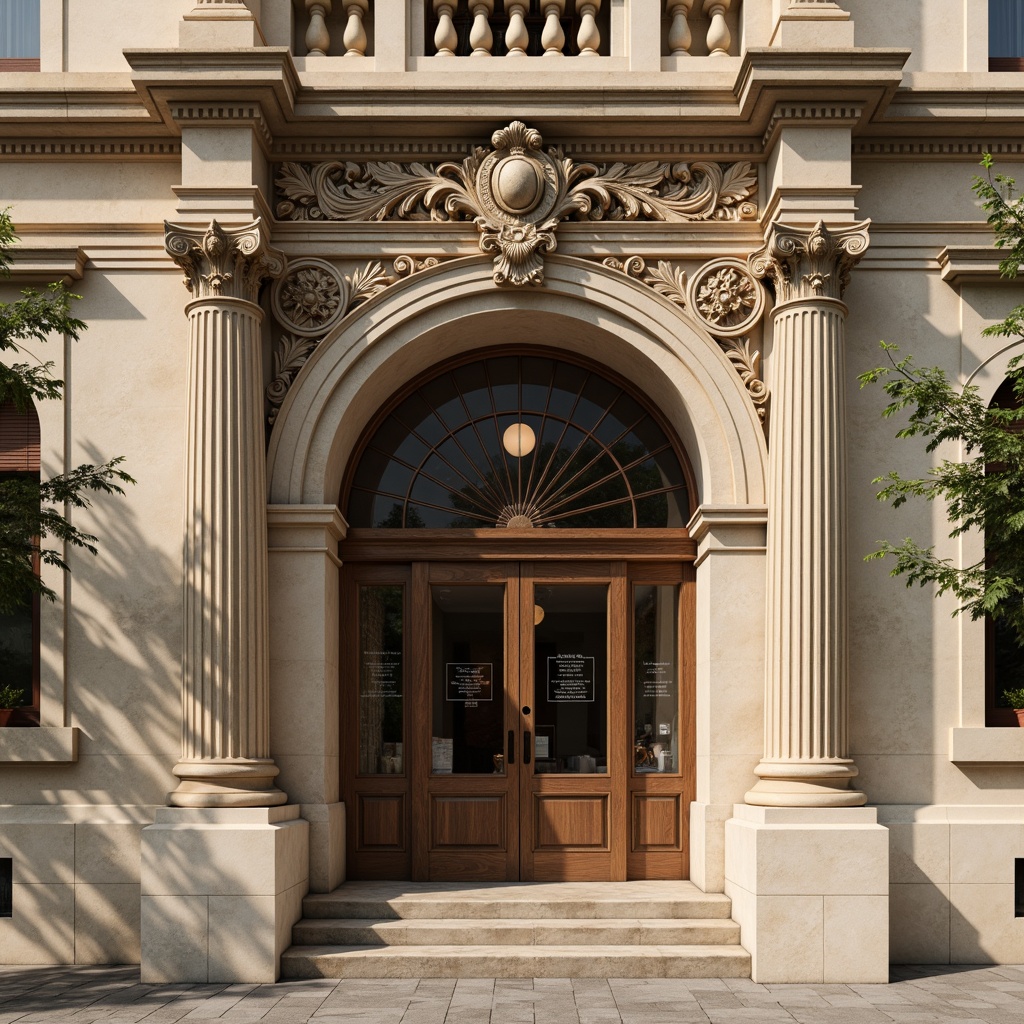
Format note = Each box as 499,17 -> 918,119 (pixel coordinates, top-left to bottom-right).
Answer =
164,219 -> 286,807
746,220 -> 870,807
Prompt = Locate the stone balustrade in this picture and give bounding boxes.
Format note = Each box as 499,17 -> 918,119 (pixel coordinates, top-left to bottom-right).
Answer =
297,0 -> 742,60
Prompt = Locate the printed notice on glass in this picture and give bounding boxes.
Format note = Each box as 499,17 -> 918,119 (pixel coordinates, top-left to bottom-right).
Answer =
547,654 -> 596,702
362,649 -> 402,699
446,663 -> 493,701
639,659 -> 675,699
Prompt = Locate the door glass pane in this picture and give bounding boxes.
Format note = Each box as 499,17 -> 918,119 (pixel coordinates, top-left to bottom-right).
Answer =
358,585 -> 404,775
633,584 -> 680,774
431,585 -> 506,775
533,585 -> 608,774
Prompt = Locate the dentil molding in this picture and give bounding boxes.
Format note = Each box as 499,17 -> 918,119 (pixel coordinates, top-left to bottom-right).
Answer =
275,120 -> 758,286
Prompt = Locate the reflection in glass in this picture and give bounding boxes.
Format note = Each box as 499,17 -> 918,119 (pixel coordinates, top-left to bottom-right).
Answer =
533,585 -> 608,774
431,586 -> 506,774
633,585 -> 679,773
358,586 -> 404,774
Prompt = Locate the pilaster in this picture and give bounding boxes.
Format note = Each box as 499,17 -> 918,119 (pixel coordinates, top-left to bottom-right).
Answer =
165,219 -> 287,809
747,220 -> 869,808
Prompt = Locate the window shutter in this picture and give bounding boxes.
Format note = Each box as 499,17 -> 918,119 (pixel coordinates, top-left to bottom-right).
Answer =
0,402 -> 41,473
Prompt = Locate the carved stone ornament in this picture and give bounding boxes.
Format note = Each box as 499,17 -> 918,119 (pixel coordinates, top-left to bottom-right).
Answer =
602,254 -> 768,427
687,258 -> 765,339
271,259 -> 348,337
266,255 -> 440,426
164,219 -> 285,303
276,121 -> 758,286
748,219 -> 870,306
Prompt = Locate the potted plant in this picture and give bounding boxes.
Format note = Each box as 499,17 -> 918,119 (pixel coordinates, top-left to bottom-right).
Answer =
0,685 -> 27,727
1001,687 -> 1024,727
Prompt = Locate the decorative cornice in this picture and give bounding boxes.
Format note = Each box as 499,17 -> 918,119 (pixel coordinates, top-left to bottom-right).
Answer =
0,140 -> 181,159
5,247 -> 87,284
937,246 -> 1009,287
166,103 -> 273,151
853,139 -> 1024,158
762,102 -> 864,149
275,121 -> 757,286
748,220 -> 870,304
164,219 -> 285,302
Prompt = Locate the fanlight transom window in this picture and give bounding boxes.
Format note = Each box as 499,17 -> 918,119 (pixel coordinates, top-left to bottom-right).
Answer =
346,354 -> 690,529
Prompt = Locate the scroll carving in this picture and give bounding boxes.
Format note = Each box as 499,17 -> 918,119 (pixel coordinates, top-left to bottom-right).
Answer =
266,255 -> 442,426
603,254 -> 769,427
276,121 -> 757,286
748,220 -> 870,305
164,219 -> 284,302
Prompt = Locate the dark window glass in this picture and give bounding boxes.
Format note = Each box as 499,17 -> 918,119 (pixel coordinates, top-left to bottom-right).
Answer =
991,0 -> 1024,57
345,355 -> 690,529
0,0 -> 39,59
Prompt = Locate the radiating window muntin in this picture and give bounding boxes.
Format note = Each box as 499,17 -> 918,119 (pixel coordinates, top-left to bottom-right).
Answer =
346,353 -> 691,529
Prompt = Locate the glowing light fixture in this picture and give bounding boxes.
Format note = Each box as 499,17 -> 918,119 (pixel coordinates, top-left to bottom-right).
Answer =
534,604 -> 545,625
502,422 -> 536,458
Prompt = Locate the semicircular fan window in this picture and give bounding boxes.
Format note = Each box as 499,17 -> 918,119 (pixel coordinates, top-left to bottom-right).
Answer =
346,354 -> 690,529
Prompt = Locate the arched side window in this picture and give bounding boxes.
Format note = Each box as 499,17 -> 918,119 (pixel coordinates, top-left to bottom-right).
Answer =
990,0 -> 1024,70
0,0 -> 40,72
343,351 -> 693,530
986,376 -> 1024,726
0,399 -> 40,726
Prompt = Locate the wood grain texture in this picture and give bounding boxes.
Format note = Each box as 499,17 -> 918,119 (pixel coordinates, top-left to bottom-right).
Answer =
534,795 -> 609,849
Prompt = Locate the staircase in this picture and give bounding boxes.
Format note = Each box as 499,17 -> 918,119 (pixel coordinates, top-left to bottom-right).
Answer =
281,880 -> 751,979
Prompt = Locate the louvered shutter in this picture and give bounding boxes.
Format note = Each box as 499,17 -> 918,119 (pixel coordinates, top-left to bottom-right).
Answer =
0,401 -> 40,473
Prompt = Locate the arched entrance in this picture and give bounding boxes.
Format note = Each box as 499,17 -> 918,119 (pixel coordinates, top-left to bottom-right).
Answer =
339,349 -> 697,882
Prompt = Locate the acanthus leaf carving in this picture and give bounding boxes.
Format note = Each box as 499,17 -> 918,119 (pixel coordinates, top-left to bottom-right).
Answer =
276,122 -> 758,286
748,219 -> 870,305
265,254 -> 447,427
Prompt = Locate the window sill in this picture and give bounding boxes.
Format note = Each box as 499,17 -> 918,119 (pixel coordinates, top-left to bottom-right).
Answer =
0,727 -> 78,764
950,727 -> 1024,766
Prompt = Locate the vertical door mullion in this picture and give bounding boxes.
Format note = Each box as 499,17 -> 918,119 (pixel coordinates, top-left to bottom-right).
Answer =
410,561 -> 430,880
518,562 -> 534,880
610,561 -> 628,881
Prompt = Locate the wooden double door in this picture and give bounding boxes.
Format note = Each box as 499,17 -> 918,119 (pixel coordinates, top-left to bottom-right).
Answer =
342,558 -> 694,881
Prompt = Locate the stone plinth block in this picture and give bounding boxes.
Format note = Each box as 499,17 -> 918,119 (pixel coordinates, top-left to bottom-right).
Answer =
724,805 -> 888,983
140,806 -> 308,983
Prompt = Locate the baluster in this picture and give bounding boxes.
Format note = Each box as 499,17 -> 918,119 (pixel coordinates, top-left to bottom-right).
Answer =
667,0 -> 693,56
505,1 -> 529,56
702,0 -> 731,56
576,0 -> 600,56
541,0 -> 566,56
342,0 -> 369,55
469,0 -> 495,56
433,0 -> 458,55
305,0 -> 332,56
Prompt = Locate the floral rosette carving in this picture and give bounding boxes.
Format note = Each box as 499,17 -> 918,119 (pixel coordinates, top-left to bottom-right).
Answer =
687,258 -> 765,339
275,121 -> 758,287
271,259 -> 348,338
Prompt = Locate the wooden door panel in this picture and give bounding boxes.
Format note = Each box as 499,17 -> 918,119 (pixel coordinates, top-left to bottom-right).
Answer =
631,794 -> 682,850
358,793 -> 406,849
431,794 -> 507,848
534,795 -> 608,849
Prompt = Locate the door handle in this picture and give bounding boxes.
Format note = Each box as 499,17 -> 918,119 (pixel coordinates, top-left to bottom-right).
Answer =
507,729 -> 515,765
524,730 -> 532,765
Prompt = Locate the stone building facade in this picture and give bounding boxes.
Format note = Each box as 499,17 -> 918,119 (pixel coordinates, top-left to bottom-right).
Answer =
0,0 -> 1023,986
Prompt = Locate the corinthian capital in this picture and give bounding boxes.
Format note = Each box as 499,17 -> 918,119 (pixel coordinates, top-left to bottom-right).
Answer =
748,220 -> 869,305
164,219 -> 285,303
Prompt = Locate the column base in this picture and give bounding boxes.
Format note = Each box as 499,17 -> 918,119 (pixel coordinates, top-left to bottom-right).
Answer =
724,805 -> 888,983
141,805 -> 308,983
745,759 -> 866,807
169,758 -> 289,808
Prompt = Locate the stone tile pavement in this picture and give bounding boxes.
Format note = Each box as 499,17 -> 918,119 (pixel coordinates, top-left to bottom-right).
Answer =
2,966 -> 1024,1024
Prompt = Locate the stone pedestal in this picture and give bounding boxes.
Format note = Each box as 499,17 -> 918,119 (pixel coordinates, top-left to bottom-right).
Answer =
140,806 -> 308,983
724,805 -> 888,983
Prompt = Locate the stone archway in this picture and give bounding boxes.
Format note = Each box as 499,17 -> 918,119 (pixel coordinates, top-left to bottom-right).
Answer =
264,254 -> 769,893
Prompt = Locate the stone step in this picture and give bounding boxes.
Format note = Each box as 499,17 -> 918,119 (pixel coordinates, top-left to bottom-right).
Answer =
301,882 -> 734,921
280,943 -> 752,980
292,917 -> 741,947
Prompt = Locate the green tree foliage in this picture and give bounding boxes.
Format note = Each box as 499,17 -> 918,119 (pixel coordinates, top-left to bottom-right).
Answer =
859,156 -> 1024,644
0,210 -> 134,616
